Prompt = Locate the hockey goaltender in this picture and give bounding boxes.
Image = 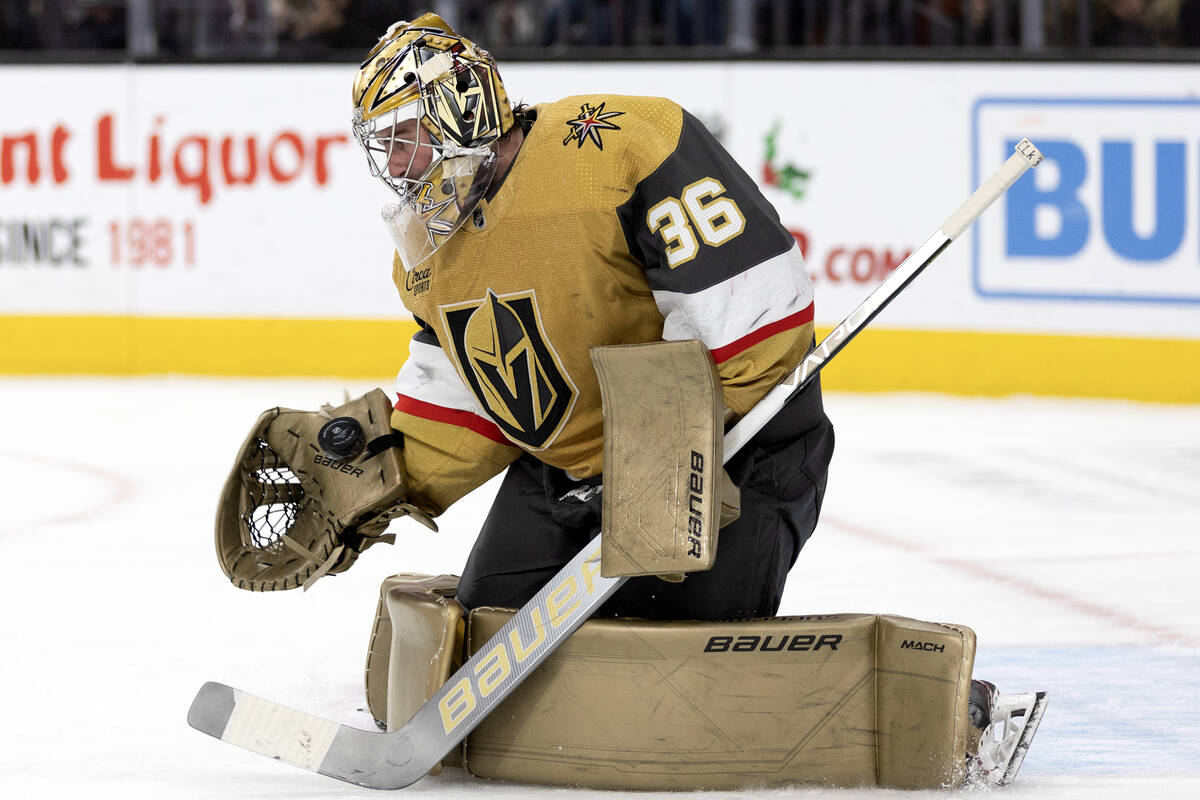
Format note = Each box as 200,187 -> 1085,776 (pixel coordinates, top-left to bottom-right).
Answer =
194,12 -> 1046,792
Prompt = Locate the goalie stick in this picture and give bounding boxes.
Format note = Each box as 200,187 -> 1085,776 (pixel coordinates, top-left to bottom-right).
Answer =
189,138 -> 1045,790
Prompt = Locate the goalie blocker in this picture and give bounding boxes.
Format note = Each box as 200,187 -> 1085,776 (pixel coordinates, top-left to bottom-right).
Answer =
365,574 -> 979,790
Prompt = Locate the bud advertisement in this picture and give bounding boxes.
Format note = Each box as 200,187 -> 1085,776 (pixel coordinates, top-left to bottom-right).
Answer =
973,97 -> 1200,308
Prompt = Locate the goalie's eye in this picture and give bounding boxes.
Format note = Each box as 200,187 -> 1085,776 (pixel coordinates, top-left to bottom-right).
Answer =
368,130 -> 403,151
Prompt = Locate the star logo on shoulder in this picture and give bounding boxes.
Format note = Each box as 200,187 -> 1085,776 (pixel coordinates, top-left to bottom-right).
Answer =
562,102 -> 624,150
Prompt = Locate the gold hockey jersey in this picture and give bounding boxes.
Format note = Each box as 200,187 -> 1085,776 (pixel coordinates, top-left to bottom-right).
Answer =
389,95 -> 815,516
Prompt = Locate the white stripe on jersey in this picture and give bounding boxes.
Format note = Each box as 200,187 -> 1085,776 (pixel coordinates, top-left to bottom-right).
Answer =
652,243 -> 813,350
395,338 -> 488,415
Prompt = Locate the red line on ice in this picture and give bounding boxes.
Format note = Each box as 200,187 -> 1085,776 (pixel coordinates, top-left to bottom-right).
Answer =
1,450 -> 137,529
825,515 -> 1200,649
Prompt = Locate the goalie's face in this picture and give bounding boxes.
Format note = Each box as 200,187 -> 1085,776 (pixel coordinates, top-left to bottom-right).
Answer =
357,98 -> 499,272
352,13 -> 514,271
382,118 -> 434,181
354,95 -> 461,196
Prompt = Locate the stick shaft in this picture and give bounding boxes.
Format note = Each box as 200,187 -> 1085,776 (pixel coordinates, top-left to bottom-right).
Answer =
725,138 -> 1042,457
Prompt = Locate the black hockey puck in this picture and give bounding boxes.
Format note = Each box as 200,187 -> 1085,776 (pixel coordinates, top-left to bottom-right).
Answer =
318,417 -> 365,459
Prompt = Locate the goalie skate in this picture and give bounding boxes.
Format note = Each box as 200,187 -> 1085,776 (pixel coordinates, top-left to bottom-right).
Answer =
967,680 -> 1049,787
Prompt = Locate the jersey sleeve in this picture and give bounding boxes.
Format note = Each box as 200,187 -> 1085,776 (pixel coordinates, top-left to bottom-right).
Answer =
616,107 -> 815,417
390,317 -> 522,516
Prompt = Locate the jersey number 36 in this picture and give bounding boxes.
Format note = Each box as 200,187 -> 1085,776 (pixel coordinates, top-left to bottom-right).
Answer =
646,177 -> 746,268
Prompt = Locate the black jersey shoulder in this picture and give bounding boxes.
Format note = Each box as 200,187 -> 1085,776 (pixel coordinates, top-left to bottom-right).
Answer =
616,109 -> 794,294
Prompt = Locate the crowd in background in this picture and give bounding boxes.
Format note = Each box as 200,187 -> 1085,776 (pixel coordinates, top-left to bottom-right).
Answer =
2,0 -> 1199,56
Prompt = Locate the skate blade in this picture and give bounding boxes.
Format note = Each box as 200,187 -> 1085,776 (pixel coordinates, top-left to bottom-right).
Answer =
995,691 -> 1049,786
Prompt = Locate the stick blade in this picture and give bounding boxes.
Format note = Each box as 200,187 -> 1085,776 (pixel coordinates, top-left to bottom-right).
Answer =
187,681 -> 344,772
188,681 -> 238,738
187,681 -> 427,789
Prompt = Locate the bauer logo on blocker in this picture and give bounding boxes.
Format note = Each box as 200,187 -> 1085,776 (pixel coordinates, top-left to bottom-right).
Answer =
972,98 -> 1200,304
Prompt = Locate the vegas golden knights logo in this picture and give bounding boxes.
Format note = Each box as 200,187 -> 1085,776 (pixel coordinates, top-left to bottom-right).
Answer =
441,289 -> 577,450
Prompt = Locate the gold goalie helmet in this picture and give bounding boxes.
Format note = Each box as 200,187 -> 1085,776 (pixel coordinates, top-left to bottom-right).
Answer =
352,13 -> 515,271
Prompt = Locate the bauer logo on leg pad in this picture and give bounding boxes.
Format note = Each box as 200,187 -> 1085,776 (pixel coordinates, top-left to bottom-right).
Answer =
703,633 -> 843,653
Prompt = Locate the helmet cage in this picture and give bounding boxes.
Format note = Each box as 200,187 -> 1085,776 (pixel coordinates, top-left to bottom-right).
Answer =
353,38 -> 505,270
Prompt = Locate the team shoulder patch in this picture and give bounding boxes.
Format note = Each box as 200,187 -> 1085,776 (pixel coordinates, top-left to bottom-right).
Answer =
440,289 -> 577,450
562,101 -> 625,150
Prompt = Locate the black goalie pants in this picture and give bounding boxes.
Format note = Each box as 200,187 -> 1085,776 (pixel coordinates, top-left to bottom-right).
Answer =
456,376 -> 834,621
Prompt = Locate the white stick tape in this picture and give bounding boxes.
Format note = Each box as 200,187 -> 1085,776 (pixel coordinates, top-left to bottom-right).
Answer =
222,690 -> 341,772
940,138 -> 1043,240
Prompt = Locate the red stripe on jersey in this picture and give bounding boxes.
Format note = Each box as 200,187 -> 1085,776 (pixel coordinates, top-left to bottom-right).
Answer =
393,394 -> 512,446
709,302 -> 815,364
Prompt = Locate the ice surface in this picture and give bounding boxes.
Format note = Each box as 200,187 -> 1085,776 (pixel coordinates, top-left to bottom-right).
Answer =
1,377 -> 1197,799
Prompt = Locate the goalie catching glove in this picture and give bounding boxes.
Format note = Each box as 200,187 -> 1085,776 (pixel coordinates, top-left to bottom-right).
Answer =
215,388 -> 435,591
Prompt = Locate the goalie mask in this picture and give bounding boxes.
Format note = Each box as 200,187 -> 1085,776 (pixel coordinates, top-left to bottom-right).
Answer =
352,13 -> 515,271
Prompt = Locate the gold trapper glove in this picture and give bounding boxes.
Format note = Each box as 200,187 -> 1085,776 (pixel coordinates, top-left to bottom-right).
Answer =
215,388 -> 435,592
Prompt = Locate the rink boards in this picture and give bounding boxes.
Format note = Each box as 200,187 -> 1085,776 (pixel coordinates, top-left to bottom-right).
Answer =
1,62 -> 1198,401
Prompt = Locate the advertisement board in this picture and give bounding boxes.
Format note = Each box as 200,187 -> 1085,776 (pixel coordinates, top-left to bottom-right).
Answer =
974,97 -> 1200,307
2,62 -> 1198,400
0,65 -> 387,317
